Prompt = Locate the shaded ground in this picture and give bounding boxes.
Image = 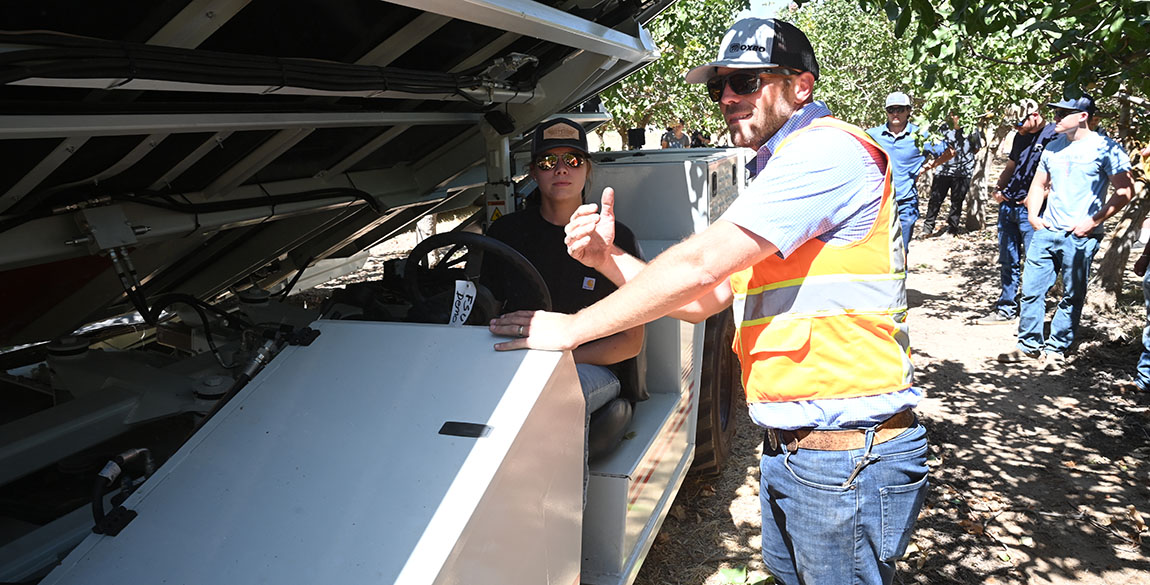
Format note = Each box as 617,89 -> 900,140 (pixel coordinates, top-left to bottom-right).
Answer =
634,231 -> 1150,585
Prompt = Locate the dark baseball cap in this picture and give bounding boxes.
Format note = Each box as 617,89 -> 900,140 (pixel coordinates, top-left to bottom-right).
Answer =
1047,95 -> 1095,115
685,18 -> 819,84
531,118 -> 589,159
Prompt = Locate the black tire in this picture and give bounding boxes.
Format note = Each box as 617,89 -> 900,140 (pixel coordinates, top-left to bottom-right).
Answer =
691,310 -> 741,478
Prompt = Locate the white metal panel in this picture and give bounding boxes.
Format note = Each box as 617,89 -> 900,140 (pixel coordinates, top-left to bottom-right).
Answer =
581,317 -> 701,585
383,0 -> 659,63
41,320 -> 584,585
586,150 -> 745,242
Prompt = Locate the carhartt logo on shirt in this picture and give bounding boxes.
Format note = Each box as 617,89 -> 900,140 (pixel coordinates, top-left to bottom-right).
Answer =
582,277 -> 596,290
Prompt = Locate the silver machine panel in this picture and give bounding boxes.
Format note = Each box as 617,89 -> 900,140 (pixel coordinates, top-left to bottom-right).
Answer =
577,148 -> 750,585
41,320 -> 584,585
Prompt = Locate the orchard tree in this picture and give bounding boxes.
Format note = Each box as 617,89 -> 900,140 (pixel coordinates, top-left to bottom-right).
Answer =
784,0 -> 915,129
839,0 -> 1150,306
598,0 -> 749,148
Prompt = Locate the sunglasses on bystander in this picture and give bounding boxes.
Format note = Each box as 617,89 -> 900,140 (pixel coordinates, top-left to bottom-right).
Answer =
534,151 -> 586,171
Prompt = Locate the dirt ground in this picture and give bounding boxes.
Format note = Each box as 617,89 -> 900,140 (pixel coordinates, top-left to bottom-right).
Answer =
633,230 -> 1150,585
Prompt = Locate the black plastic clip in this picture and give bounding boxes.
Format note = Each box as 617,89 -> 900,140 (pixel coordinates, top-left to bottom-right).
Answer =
286,326 -> 320,346
93,505 -> 137,536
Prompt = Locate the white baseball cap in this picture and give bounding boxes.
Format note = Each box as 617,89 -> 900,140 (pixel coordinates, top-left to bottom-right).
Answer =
685,18 -> 820,84
884,92 -> 912,108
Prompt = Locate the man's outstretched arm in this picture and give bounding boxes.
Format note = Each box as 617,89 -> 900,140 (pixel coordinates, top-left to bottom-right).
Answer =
491,219 -> 774,351
565,187 -> 734,322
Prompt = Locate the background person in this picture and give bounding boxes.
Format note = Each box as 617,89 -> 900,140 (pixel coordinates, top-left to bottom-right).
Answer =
691,129 -> 713,147
1132,242 -> 1150,392
998,95 -> 1134,371
661,118 -> 691,148
921,112 -> 981,237
976,99 -> 1058,324
866,92 -> 944,252
492,18 -> 927,585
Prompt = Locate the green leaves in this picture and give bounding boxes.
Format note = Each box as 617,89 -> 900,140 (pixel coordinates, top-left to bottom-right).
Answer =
719,566 -> 748,584
853,0 -> 1150,123
894,7 -> 913,37
604,0 -> 1147,147
599,0 -> 750,145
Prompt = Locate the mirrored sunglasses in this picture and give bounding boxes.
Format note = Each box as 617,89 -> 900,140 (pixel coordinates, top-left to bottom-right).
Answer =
706,69 -> 797,102
534,152 -> 586,171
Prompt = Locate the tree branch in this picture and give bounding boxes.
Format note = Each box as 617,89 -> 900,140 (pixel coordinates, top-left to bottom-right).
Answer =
964,41 -> 1068,67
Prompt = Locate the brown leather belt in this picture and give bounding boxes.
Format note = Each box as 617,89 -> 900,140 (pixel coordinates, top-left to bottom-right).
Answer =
764,409 -> 916,452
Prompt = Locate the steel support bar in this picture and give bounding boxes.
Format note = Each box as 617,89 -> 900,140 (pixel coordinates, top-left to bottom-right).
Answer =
0,112 -> 484,140
147,0 -> 252,48
0,136 -> 90,213
381,0 -> 659,63
8,78 -> 538,105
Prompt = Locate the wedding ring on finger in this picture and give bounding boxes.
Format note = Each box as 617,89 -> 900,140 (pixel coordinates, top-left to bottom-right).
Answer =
517,325 -> 525,337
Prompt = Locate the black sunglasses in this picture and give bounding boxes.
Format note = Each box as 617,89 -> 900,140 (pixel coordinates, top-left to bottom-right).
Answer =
885,106 -> 910,114
534,151 -> 586,171
706,68 -> 798,102
1052,108 -> 1082,119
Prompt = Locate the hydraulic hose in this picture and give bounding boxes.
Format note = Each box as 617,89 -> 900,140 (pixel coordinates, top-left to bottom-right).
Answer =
91,448 -> 154,533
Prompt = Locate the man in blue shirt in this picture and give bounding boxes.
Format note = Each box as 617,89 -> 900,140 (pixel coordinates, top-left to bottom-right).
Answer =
975,99 -> 1058,324
998,95 -> 1134,370
866,92 -> 945,252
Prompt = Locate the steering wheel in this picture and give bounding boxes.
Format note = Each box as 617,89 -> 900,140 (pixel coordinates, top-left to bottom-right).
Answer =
403,231 -> 551,324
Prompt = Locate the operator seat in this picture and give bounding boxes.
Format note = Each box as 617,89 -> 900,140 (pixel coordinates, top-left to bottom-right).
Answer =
588,340 -> 648,461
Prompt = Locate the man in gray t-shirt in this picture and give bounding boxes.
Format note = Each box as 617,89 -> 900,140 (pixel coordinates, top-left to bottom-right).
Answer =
922,113 -> 982,236
998,95 -> 1134,370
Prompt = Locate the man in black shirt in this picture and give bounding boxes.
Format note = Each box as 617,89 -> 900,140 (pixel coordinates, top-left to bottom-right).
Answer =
976,99 -> 1058,324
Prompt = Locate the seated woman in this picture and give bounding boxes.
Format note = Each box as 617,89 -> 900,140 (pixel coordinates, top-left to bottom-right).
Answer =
486,117 -> 644,466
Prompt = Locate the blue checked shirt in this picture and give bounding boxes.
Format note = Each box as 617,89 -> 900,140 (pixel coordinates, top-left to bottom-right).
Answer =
721,101 -> 921,430
865,122 -> 940,203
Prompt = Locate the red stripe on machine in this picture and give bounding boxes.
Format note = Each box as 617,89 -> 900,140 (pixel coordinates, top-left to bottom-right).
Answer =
627,383 -> 696,505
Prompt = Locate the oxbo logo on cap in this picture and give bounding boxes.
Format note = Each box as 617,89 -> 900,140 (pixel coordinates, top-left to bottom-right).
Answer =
543,123 -> 581,140
728,43 -> 766,53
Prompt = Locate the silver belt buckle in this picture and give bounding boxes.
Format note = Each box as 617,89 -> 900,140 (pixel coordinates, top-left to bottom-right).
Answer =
766,428 -> 779,451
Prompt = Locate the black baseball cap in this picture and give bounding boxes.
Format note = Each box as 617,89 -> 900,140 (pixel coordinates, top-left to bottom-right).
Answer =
1047,95 -> 1095,115
531,118 -> 589,159
685,18 -> 819,84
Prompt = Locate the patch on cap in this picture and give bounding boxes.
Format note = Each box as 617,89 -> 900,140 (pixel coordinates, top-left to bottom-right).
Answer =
543,122 -> 581,141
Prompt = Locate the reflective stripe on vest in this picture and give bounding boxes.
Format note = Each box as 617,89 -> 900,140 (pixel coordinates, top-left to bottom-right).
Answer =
731,117 -> 912,403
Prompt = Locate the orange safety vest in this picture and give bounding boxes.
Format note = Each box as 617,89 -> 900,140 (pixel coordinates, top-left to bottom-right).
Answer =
729,117 -> 911,403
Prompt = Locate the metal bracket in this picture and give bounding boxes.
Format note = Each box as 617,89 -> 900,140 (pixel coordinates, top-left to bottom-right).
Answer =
92,505 -> 138,536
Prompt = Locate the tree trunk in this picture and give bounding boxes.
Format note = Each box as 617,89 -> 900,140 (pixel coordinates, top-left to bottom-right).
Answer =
1090,100 -> 1146,310
1092,179 -> 1149,310
965,123 -> 1015,232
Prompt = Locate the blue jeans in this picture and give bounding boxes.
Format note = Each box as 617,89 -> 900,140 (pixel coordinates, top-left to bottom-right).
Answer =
759,420 -> 928,585
896,198 -> 919,253
993,203 -> 1034,318
576,363 -> 620,506
1017,229 -> 1101,355
1139,272 -> 1150,390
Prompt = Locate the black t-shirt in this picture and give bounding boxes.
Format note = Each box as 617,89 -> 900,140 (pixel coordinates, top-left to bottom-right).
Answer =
485,205 -> 642,314
1003,123 -> 1058,202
